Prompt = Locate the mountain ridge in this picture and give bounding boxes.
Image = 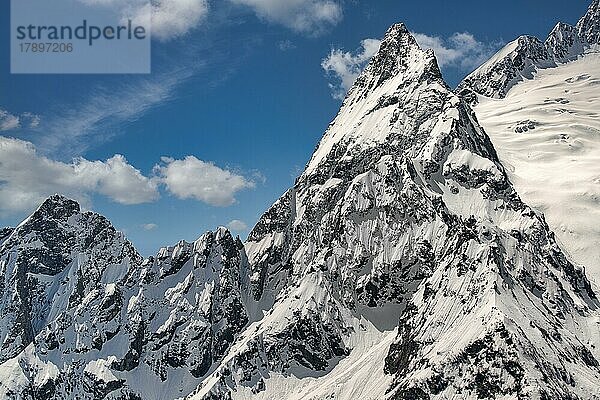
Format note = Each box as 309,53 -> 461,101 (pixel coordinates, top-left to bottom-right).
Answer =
457,0 -> 600,101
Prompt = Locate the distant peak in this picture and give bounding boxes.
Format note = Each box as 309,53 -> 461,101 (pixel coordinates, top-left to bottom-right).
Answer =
545,22 -> 583,61
385,22 -> 409,37
516,35 -> 543,45
33,194 -> 80,221
42,193 -> 79,207
578,0 -> 600,44
215,226 -> 233,241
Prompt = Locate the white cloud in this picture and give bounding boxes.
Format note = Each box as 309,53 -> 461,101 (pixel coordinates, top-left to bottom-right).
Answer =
0,136 -> 259,217
130,0 -> 209,41
226,219 -> 248,231
321,38 -> 381,99
75,155 -> 160,204
142,223 -> 158,230
0,109 -> 40,131
155,156 -> 255,206
22,112 -> 41,128
413,32 -> 498,69
80,0 -> 208,40
0,137 -> 159,215
278,39 -> 296,51
0,110 -> 20,131
230,0 -> 342,35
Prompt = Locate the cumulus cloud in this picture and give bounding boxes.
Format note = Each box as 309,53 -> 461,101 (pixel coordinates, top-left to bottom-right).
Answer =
0,137 -> 159,215
413,32 -> 498,69
155,156 -> 255,207
230,0 -> 342,35
0,137 -> 258,216
226,219 -> 248,231
322,32 -> 499,99
321,38 -> 381,99
142,223 -> 158,230
0,109 -> 40,131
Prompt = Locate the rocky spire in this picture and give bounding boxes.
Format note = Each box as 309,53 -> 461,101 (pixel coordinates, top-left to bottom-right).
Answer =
545,21 -> 584,60
578,0 -> 600,44
348,23 -> 444,100
29,193 -> 81,222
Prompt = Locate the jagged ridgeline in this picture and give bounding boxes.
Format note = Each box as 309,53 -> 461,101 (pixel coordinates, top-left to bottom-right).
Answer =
457,0 -> 600,101
2,14 -> 600,400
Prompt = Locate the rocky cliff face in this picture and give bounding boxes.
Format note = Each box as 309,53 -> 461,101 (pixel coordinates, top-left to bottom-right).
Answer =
458,0 -> 600,101
0,198 -> 251,400
578,0 -> 600,45
546,22 -> 585,61
0,195 -> 141,365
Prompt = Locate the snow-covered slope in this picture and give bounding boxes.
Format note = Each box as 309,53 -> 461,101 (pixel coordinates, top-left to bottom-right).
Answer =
458,0 -> 600,101
460,0 -> 600,285
472,53 -> 600,286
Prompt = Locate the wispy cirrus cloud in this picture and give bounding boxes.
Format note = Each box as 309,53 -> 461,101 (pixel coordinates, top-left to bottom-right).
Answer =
278,39 -> 296,51
34,22 -> 251,157
38,67 -> 195,156
230,0 -> 342,35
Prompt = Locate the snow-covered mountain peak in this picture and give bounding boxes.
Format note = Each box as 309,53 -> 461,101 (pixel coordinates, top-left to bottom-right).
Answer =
3,14 -> 600,400
545,22 -> 584,60
0,194 -> 140,369
578,0 -> 600,44
0,197 -> 252,398
303,25 -> 448,177
456,35 -> 553,100
25,193 -> 81,224
349,23 -> 443,98
233,20 -> 600,400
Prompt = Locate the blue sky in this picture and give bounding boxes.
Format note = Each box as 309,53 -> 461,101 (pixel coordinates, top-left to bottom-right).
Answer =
0,0 -> 592,255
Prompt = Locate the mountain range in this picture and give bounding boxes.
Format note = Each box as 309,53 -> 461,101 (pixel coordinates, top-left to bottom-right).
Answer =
1,1 -> 599,399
